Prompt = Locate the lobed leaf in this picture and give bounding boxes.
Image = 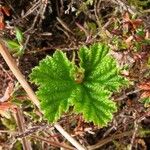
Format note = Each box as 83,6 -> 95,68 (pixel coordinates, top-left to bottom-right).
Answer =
70,84 -> 116,126
30,51 -> 76,122
30,43 -> 128,126
79,43 -> 128,91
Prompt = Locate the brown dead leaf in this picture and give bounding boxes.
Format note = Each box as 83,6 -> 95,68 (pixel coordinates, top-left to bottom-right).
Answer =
125,35 -> 133,45
0,102 -> 16,112
138,82 -> 150,91
123,12 -> 143,31
123,11 -> 130,22
131,19 -> 143,29
0,5 -> 10,30
0,82 -> 14,103
138,82 -> 150,98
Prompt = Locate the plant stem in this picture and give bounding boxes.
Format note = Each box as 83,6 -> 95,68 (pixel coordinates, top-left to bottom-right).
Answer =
31,135 -> 75,150
14,107 -> 32,150
87,130 -> 134,150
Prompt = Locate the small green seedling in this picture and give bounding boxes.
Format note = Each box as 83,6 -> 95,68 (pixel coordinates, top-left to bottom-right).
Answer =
141,97 -> 150,108
6,27 -> 24,57
30,43 -> 128,126
86,0 -> 94,5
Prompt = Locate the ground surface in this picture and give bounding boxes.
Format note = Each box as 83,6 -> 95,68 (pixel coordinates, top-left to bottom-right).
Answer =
0,0 -> 150,150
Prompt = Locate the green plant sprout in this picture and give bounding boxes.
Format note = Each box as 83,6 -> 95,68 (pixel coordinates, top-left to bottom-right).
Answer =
5,27 -> 24,57
86,0 -> 94,5
30,43 -> 128,126
127,0 -> 149,10
140,97 -> 150,108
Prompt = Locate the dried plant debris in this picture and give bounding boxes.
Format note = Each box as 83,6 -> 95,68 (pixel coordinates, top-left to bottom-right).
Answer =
0,64 -> 14,103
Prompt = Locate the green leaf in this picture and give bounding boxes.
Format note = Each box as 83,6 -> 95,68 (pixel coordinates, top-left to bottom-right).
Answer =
140,97 -> 150,108
70,84 -> 116,126
136,28 -> 145,37
86,0 -> 94,5
79,43 -> 128,91
30,43 -> 128,126
30,51 -> 76,122
15,27 -> 23,43
6,40 -> 20,53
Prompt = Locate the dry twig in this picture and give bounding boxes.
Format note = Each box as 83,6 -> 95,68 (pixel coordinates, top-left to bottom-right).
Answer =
88,130 -> 134,150
31,135 -> 75,150
14,107 -> 32,150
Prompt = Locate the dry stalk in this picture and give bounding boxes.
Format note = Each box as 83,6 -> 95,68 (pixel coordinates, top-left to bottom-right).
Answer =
31,135 -> 75,150
14,107 -> 32,150
88,130 -> 134,150
111,0 -> 137,15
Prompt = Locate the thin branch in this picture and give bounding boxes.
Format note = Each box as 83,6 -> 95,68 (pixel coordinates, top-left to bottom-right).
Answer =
21,0 -> 41,19
111,0 -> 137,15
14,107 -> 32,150
115,89 -> 141,101
15,124 -> 49,138
88,130 -> 134,150
23,0 -> 48,50
0,130 -> 17,134
54,123 -> 86,150
128,119 -> 139,150
56,17 -> 74,35
31,135 -> 75,150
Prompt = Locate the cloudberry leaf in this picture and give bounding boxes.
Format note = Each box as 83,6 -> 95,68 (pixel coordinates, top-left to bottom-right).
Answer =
30,51 -> 76,122
70,84 -> 116,126
30,43 -> 128,126
79,44 -> 128,91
